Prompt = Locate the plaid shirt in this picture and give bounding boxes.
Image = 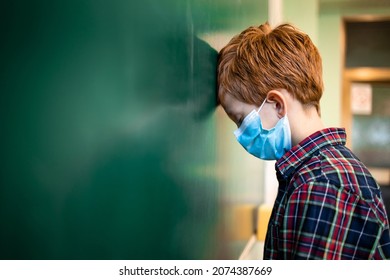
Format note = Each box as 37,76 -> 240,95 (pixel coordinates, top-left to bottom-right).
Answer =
263,128 -> 390,259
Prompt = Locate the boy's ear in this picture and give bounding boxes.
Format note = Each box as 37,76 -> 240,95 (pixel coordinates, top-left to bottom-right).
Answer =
265,90 -> 287,118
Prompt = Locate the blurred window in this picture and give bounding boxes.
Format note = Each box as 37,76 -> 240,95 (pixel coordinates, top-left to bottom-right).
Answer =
345,20 -> 390,68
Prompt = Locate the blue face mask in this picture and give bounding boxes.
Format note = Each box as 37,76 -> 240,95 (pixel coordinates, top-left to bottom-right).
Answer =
233,100 -> 292,160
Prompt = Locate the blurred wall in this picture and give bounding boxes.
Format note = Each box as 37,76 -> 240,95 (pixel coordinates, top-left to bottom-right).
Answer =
0,0 -> 268,259
318,1 -> 390,127
274,0 -> 390,128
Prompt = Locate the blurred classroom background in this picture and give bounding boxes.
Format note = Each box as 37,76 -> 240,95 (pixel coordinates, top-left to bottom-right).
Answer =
0,0 -> 389,259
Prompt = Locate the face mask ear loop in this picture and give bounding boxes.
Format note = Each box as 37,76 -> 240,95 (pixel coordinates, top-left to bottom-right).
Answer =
257,98 -> 267,113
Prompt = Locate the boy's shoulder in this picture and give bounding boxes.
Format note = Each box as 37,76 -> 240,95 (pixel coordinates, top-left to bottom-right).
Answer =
295,143 -> 381,202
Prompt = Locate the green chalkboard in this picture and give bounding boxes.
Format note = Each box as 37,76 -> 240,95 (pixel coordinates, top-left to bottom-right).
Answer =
0,0 -> 266,259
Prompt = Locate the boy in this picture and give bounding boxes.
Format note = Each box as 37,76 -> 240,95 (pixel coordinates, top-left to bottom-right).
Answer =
217,22 -> 390,259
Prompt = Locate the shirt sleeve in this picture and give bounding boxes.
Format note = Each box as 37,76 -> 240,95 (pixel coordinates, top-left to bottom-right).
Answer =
281,181 -> 385,259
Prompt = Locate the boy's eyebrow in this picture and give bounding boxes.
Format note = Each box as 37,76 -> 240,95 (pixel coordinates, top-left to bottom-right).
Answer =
226,109 -> 237,120
225,109 -> 233,116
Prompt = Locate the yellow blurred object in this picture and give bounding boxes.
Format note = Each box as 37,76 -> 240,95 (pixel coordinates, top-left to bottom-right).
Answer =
228,204 -> 256,240
256,204 -> 272,241
226,203 -> 273,242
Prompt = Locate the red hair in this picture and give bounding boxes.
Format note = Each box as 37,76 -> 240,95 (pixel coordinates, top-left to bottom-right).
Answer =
218,22 -> 323,113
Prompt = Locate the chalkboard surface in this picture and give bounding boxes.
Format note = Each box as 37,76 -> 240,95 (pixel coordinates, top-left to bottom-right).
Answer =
0,0 -> 266,259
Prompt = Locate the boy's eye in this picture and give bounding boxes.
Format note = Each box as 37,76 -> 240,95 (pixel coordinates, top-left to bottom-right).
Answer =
237,118 -> 243,127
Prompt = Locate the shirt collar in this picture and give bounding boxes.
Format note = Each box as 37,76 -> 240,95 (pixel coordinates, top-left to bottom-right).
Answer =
276,128 -> 347,180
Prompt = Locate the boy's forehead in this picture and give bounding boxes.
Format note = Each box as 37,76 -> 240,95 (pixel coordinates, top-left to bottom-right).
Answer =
222,94 -> 251,110
222,93 -> 238,106
221,94 -> 238,113
221,94 -> 255,118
